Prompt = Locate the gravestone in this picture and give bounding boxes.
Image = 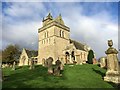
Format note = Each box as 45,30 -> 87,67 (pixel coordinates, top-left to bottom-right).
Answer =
92,58 -> 97,64
42,58 -> 45,66
29,59 -> 34,70
46,57 -> 53,74
60,58 -> 64,70
104,40 -> 120,84
100,57 -> 107,68
54,59 -> 62,76
12,61 -> 16,70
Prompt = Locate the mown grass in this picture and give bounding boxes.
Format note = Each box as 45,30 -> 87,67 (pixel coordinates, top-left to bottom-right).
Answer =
2,64 -> 117,88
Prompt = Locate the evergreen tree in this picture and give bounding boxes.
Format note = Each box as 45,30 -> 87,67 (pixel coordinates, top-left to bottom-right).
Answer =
87,50 -> 94,64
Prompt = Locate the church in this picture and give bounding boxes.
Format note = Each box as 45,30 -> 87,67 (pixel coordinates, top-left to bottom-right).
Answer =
37,13 -> 92,65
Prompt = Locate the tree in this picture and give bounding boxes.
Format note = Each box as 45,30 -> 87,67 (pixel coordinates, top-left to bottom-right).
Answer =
2,44 -> 21,63
87,50 -> 94,64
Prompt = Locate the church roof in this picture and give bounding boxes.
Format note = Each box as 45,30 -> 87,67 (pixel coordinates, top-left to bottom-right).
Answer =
70,39 -> 86,51
24,49 -> 38,58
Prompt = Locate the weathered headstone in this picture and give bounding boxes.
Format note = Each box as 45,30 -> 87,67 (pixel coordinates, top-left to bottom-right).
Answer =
42,58 -> 45,66
104,40 -> 120,84
54,59 -> 62,76
92,58 -> 97,64
99,57 -> 107,68
29,59 -> 34,70
12,61 -> 16,70
46,57 -> 53,74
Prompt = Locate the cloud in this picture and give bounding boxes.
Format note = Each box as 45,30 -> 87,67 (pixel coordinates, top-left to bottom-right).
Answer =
2,2 -> 118,59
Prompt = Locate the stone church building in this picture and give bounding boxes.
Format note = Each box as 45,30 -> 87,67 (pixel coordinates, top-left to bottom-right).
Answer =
19,48 -> 38,66
38,13 -> 92,65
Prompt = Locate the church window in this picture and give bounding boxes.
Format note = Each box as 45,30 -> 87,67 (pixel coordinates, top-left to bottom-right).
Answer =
44,31 -> 48,38
44,32 -> 46,38
62,31 -> 64,38
47,38 -> 50,44
81,52 -> 82,59
60,30 -> 62,37
60,30 -> 64,37
46,31 -> 48,37
84,53 -> 85,59
43,40 -> 45,44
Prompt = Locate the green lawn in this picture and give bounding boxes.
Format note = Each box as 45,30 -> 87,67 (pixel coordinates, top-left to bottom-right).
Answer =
2,64 -> 118,88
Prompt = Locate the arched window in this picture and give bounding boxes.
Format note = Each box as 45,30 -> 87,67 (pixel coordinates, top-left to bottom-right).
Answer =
60,30 -> 64,37
62,31 -> 64,38
46,31 -> 48,37
44,32 -> 46,38
44,31 -> 48,38
60,30 -> 62,37
81,52 -> 82,59
43,40 -> 45,44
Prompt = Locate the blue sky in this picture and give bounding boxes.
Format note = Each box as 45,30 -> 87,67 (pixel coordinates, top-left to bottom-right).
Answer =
1,1 -> 119,59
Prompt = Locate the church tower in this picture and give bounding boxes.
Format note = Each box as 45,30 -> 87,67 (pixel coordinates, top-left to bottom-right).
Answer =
38,13 -> 70,64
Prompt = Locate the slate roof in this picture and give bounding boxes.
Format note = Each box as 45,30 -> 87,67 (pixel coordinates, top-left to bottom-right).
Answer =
70,39 -> 86,51
25,49 -> 38,58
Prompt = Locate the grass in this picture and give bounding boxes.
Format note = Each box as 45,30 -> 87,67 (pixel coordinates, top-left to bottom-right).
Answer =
2,64 -> 118,88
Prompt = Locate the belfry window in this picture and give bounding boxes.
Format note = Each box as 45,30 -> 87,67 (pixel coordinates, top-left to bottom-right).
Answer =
60,30 -> 62,37
62,31 -> 64,38
46,31 -> 48,37
45,31 -> 48,38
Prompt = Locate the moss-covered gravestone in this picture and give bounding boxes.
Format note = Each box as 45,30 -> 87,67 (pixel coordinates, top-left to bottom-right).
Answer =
53,59 -> 62,76
29,59 -> 34,70
46,57 -> 53,74
104,40 -> 120,84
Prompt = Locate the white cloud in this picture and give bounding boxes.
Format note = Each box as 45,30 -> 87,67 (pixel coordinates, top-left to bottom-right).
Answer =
2,2 -> 118,59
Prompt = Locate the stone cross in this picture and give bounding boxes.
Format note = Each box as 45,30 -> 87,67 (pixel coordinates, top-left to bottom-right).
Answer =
104,40 -> 120,84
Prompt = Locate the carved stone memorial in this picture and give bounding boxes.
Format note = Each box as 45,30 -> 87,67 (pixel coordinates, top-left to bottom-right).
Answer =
104,40 -> 120,84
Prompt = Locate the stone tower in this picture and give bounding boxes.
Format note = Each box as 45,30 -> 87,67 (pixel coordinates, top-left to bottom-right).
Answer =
38,13 -> 70,64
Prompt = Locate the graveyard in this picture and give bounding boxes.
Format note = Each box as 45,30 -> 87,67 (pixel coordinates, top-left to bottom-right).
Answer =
2,64 -> 118,88
1,2 -> 119,89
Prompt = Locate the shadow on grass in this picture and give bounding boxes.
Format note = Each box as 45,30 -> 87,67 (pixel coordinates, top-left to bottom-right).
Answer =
3,65 -> 67,88
92,68 -> 105,77
108,82 -> 120,88
3,65 -> 48,88
92,68 -> 120,88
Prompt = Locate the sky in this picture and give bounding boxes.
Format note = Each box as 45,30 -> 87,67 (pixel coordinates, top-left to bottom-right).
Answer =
1,1 -> 119,59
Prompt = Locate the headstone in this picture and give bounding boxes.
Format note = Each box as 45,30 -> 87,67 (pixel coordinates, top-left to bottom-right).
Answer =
54,59 -> 62,76
104,40 -> 120,84
42,58 -> 45,66
29,59 -> 34,70
92,58 -> 97,64
12,61 -> 16,70
46,57 -> 53,74
60,58 -> 64,70
100,57 -> 107,68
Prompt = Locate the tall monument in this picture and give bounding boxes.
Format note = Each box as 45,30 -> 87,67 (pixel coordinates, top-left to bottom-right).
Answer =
104,40 -> 120,84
